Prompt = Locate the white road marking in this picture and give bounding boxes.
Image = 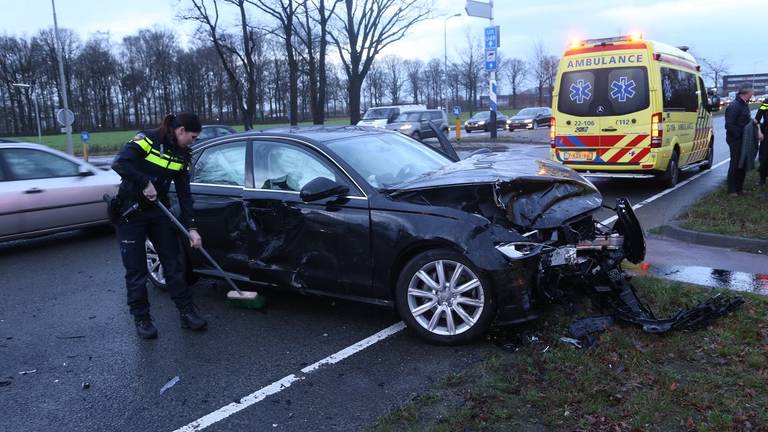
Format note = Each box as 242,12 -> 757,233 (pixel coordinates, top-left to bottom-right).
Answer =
599,158 -> 730,225
174,155 -> 731,431
171,322 -> 406,431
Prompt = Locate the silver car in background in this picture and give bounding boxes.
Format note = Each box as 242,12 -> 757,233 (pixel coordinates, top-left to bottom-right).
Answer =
0,142 -> 120,241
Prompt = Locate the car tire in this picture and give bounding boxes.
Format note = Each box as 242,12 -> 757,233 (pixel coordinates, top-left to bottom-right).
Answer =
700,140 -> 714,171
658,150 -> 680,189
464,127 -> 471,134
532,121 -> 538,130
508,126 -> 514,132
394,249 -> 496,345
146,239 -> 168,290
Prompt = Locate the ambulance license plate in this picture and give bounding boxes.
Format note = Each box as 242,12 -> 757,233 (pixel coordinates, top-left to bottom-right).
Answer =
562,151 -> 594,161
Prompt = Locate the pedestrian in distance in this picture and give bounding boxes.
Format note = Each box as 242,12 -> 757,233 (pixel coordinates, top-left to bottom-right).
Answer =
110,112 -> 207,339
755,98 -> 768,186
724,83 -> 762,196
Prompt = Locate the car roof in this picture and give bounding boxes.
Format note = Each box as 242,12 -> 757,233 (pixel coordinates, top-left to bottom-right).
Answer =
208,125 -> 396,145
0,142 -> 53,150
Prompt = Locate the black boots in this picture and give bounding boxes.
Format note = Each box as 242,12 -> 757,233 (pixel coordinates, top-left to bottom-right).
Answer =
135,316 -> 158,339
179,304 -> 208,331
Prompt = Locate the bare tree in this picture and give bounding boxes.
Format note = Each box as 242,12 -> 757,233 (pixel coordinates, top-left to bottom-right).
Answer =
501,58 -> 527,108
183,0 -> 262,129
700,56 -> 730,91
403,59 -> 423,104
531,40 -> 556,106
382,55 -> 403,104
457,32 -> 482,114
248,0 -> 303,125
330,0 -> 431,124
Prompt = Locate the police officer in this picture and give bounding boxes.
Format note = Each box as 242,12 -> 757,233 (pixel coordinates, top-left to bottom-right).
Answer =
756,98 -> 768,186
724,83 -> 760,196
111,112 -> 206,339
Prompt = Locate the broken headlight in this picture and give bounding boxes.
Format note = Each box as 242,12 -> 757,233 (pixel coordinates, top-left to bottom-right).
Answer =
495,242 -> 543,260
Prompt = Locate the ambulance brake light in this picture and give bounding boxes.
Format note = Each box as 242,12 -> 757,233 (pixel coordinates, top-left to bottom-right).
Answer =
651,112 -> 663,148
549,117 -> 556,148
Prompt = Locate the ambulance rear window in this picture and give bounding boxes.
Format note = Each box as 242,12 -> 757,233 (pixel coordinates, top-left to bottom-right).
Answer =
558,67 -> 649,117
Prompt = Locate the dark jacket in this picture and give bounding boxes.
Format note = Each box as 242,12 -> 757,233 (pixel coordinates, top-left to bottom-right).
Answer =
740,121 -> 758,170
756,100 -> 768,135
111,128 -> 196,229
725,96 -> 752,145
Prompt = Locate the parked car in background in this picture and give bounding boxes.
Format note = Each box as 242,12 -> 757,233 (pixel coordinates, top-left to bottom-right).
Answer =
196,124 -> 237,145
0,142 -> 120,241
357,104 -> 427,128
385,109 -> 449,140
464,111 -> 507,133
506,107 -> 552,131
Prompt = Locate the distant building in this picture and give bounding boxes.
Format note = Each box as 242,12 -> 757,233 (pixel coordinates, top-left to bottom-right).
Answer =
722,73 -> 768,96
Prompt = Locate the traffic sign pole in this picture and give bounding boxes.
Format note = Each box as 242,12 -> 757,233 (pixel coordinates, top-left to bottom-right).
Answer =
488,2 -> 497,139
52,0 -> 74,155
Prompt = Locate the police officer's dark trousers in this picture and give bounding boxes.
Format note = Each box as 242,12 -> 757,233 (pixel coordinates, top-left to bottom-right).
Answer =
116,206 -> 192,318
760,133 -> 768,184
726,139 -> 746,194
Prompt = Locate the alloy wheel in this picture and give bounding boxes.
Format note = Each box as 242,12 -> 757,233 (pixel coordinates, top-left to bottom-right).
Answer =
145,240 -> 166,285
406,259 -> 485,336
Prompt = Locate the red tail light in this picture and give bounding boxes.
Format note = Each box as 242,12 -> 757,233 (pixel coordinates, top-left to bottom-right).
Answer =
650,112 -> 662,148
550,117 -> 556,148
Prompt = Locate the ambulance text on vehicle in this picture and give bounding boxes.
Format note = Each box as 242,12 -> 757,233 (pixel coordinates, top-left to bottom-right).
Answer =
550,35 -> 720,188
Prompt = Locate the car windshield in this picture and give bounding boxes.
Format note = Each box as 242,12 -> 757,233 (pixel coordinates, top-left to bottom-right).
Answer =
517,108 -> 538,116
396,112 -> 422,122
363,108 -> 396,120
327,133 -> 452,189
470,112 -> 490,120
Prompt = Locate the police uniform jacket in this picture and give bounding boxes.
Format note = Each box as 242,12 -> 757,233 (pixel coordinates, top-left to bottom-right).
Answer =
111,129 -> 196,229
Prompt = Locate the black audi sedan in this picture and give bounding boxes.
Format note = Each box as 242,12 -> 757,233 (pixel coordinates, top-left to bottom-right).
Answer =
463,111 -> 507,133
506,107 -> 552,131
147,126 -> 641,344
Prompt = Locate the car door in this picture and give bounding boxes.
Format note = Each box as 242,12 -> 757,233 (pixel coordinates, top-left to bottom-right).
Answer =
244,138 -> 372,296
188,139 -> 250,275
0,152 -> 24,238
0,147 -> 106,235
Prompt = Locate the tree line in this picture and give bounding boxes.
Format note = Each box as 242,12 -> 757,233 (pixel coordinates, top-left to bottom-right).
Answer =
0,0 -> 565,137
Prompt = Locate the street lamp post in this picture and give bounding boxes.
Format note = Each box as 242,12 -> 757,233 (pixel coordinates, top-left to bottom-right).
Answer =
443,13 -> 461,112
12,83 -> 42,144
52,0 -> 73,154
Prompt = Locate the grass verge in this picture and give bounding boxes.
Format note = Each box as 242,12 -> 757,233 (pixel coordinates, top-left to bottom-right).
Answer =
678,170 -> 768,240
372,277 -> 768,432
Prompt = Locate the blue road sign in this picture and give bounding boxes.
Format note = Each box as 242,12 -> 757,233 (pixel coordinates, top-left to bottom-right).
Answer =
452,106 -> 462,117
484,26 -> 500,49
80,131 -> 90,142
485,49 -> 497,72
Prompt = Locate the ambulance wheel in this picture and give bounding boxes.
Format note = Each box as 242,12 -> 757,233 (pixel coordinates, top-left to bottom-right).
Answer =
700,141 -> 714,171
658,150 -> 680,188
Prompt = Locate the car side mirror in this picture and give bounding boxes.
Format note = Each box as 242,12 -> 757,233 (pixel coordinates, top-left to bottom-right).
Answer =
299,177 -> 349,202
78,165 -> 94,177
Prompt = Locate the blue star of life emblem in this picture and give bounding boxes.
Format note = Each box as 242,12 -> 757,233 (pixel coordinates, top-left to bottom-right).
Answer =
610,76 -> 636,102
569,79 -> 592,104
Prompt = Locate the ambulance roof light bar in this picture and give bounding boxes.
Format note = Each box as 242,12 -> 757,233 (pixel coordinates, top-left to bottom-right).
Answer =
575,33 -> 644,47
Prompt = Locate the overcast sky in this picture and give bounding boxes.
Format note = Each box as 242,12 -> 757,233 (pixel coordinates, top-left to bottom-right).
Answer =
0,0 -> 763,77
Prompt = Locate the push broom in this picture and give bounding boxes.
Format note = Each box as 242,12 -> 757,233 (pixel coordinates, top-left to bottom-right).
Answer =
155,201 -> 266,309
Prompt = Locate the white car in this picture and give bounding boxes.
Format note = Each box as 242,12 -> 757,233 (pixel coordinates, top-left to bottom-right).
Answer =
0,142 -> 120,241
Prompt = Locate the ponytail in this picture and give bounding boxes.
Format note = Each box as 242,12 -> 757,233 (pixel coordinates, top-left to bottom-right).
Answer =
157,112 -> 202,144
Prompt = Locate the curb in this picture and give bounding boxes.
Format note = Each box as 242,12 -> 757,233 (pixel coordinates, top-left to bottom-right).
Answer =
658,222 -> 768,254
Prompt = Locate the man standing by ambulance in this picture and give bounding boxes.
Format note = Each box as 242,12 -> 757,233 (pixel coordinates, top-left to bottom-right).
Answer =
725,84 -> 760,195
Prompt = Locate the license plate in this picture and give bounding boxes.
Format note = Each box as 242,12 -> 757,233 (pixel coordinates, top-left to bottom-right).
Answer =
562,151 -> 594,161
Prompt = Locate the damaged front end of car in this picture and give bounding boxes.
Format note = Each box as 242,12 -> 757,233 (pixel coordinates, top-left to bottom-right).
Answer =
495,192 -> 743,336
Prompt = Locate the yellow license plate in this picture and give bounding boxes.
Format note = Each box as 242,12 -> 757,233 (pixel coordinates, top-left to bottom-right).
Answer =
562,151 -> 594,161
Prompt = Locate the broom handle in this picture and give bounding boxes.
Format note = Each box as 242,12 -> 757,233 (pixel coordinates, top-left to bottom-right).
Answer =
155,201 -> 242,295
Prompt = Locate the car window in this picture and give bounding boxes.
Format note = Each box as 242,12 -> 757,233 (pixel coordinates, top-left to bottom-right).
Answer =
429,112 -> 442,120
397,112 -> 422,122
0,159 -> 6,181
558,66 -> 649,117
471,112 -> 490,120
518,108 -> 536,116
217,127 -> 234,136
253,141 -> 339,192
327,133 -> 451,189
661,67 -> 698,112
198,128 -> 216,141
2,148 -> 79,180
192,141 -> 247,186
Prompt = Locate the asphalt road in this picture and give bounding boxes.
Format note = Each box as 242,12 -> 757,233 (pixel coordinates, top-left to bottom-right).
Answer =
0,115 -> 744,431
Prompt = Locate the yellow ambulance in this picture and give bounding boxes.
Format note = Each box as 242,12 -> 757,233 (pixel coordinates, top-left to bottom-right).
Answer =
550,35 -> 720,188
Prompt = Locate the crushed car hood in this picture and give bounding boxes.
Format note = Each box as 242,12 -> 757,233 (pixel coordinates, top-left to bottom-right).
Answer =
391,152 -> 603,229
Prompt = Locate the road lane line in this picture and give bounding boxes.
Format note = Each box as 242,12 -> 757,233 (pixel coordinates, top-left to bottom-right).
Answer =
175,156 -> 730,431
172,322 -> 406,431
600,158 -> 730,225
